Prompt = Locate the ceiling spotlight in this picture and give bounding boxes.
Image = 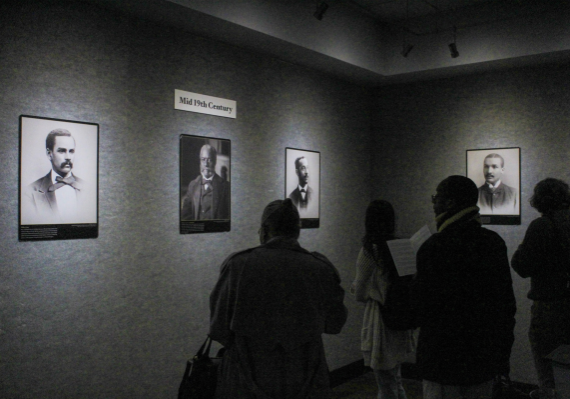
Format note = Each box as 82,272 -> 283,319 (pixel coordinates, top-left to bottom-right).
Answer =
401,0 -> 413,58
448,42 -> 459,58
401,43 -> 414,58
314,2 -> 329,21
449,26 -> 459,58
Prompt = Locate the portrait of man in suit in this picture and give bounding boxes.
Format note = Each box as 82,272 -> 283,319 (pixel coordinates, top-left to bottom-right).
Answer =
181,143 -> 230,221
289,156 -> 313,212
477,153 -> 518,215
285,148 -> 320,222
22,128 -> 88,224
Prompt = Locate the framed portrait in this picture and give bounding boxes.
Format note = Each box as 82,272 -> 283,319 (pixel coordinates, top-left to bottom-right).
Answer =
180,135 -> 231,234
466,147 -> 521,225
19,115 -> 99,241
285,147 -> 320,229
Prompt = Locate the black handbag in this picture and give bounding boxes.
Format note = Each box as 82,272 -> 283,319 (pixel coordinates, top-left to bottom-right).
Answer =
178,336 -> 224,399
492,374 -> 529,399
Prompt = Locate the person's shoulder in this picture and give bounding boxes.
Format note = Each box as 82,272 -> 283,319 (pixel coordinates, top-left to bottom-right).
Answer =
526,215 -> 552,231
25,172 -> 50,192
417,232 -> 441,254
306,251 -> 342,278
307,185 -> 314,193
479,225 -> 507,243
73,174 -> 86,188
310,251 -> 332,264
502,183 -> 517,194
309,250 -> 339,269
220,246 -> 259,269
187,174 -> 201,187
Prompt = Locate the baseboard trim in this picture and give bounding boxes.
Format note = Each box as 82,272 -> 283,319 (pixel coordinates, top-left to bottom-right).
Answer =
330,361 -> 538,393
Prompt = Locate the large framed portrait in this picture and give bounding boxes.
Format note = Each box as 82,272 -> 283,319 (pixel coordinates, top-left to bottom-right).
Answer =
180,135 -> 231,234
285,147 -> 320,229
19,115 -> 99,241
466,147 -> 521,225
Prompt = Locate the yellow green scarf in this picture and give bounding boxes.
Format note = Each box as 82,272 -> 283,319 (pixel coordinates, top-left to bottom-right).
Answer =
436,206 -> 481,232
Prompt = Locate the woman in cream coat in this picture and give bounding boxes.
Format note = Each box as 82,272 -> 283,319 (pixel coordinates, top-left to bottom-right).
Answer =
351,200 -> 417,399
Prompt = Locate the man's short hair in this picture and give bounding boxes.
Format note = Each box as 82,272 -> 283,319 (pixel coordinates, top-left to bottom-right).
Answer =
261,198 -> 300,239
294,156 -> 306,170
484,153 -> 505,168
46,129 -> 72,151
437,175 -> 479,208
530,178 -> 570,214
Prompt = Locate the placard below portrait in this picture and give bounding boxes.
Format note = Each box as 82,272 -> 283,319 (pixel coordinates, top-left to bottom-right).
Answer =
285,148 -> 320,229
180,135 -> 231,234
466,147 -> 521,225
19,115 -> 99,241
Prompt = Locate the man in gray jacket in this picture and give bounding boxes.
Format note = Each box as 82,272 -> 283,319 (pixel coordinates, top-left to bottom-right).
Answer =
209,199 -> 347,398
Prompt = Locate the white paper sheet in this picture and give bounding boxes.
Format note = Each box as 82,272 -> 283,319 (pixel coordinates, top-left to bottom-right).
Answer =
387,225 -> 432,276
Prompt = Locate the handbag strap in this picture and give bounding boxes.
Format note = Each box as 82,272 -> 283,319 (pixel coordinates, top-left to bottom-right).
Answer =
196,335 -> 213,358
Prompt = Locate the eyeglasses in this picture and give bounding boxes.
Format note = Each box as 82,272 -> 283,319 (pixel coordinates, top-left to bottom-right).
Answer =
431,194 -> 442,203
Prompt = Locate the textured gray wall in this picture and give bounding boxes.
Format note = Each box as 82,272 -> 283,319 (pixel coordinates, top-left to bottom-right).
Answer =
372,64 -> 570,385
0,1 -> 372,397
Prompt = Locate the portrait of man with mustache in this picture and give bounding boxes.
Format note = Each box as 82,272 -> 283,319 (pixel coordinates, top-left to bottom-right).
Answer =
22,128 -> 87,224
477,153 -> 518,215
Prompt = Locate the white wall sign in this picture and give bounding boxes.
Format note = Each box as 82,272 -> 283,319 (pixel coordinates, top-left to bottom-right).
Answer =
174,89 -> 236,119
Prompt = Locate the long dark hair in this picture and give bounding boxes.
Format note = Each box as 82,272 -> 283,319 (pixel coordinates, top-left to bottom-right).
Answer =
362,200 -> 397,277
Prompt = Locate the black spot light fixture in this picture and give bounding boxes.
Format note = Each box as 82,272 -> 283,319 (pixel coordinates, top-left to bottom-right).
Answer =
401,43 -> 414,58
449,26 -> 459,58
401,0 -> 413,57
314,2 -> 329,21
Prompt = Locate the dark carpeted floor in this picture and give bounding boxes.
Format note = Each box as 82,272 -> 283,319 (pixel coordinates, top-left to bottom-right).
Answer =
331,372 -> 423,399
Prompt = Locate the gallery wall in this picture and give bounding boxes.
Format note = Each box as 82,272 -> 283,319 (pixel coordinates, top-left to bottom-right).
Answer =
0,1 -> 373,397
372,62 -> 570,385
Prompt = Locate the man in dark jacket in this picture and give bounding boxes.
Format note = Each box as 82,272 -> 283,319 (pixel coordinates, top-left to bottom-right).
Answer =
411,175 -> 516,399
209,198 -> 347,398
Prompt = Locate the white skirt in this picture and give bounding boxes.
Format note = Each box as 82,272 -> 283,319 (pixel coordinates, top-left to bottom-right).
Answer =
361,299 -> 418,370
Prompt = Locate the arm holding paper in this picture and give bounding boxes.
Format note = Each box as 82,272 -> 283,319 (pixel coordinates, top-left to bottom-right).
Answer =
386,225 -> 432,276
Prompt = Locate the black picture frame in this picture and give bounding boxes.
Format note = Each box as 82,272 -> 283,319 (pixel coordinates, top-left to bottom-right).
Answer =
19,115 -> 99,241
466,147 -> 521,225
285,147 -> 320,229
180,135 -> 231,234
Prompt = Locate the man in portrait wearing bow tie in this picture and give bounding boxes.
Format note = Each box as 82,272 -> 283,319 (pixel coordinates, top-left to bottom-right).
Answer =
22,128 -> 86,224
181,144 -> 230,221
288,156 -> 315,217
477,153 -> 517,215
